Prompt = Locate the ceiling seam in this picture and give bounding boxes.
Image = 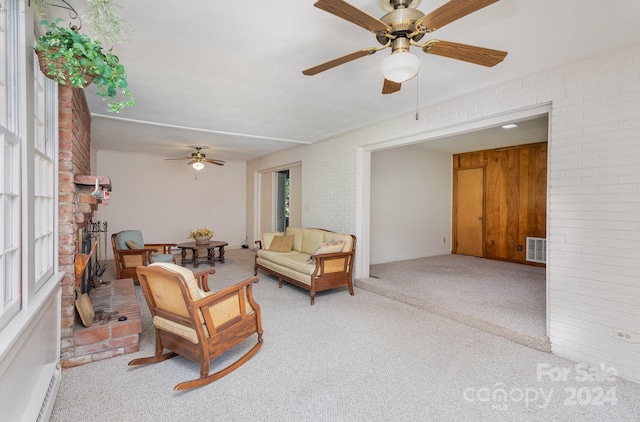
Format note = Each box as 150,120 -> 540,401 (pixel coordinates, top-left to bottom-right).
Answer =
90,113 -> 312,145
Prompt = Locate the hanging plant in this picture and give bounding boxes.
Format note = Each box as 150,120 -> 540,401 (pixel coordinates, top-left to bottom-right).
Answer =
34,19 -> 134,112
83,0 -> 132,46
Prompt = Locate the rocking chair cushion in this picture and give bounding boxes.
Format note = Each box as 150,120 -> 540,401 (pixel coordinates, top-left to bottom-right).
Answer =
150,253 -> 178,264
154,316 -> 200,344
149,263 -> 255,344
116,230 -> 145,250
150,262 -> 205,300
153,298 -> 255,345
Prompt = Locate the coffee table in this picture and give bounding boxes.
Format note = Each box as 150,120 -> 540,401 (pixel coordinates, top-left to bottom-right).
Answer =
176,240 -> 228,268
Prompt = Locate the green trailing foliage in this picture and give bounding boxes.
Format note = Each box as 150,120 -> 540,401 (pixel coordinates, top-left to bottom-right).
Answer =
34,19 -> 134,112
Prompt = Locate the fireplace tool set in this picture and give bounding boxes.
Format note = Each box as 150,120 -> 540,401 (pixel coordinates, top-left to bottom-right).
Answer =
75,220 -> 121,327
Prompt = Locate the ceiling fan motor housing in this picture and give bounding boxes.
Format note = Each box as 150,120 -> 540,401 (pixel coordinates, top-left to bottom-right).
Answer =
380,0 -> 422,12
376,7 -> 425,45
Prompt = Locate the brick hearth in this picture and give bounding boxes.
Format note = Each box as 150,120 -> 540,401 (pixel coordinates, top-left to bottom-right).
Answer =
63,278 -> 142,368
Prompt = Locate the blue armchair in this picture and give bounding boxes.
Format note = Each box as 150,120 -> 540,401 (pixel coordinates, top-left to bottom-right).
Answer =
111,230 -> 176,281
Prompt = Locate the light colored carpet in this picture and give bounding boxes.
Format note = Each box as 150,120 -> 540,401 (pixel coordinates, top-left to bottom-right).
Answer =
359,255 -> 549,352
50,249 -> 640,421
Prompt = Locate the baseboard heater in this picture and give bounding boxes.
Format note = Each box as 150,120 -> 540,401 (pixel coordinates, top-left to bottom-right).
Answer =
526,237 -> 547,264
36,364 -> 61,422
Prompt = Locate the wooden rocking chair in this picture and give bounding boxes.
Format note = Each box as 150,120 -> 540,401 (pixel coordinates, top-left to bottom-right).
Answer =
129,263 -> 263,390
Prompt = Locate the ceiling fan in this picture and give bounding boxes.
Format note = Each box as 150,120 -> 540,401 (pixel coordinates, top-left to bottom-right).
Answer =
165,147 -> 225,170
302,0 -> 508,94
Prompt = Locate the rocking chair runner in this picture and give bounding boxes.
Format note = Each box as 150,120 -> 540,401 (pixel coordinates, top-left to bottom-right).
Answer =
129,263 -> 263,390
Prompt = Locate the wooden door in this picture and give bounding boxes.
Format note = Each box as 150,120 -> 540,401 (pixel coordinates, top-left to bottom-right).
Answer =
455,168 -> 484,257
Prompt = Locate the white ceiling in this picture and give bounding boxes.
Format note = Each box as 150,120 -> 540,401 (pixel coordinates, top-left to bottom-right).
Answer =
76,0 -> 640,162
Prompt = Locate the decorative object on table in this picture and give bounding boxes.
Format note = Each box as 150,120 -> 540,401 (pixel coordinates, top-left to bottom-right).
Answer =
34,18 -> 134,112
188,227 -> 215,244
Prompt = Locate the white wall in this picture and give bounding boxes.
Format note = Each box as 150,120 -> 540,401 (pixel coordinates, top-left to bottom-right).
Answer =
96,150 -> 246,257
289,165 -> 302,228
370,146 -> 451,264
246,42 -> 640,383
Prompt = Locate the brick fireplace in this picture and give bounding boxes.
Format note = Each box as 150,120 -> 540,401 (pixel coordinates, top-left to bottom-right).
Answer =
57,86 -> 141,367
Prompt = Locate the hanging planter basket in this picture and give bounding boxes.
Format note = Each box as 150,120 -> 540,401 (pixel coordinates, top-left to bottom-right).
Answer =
34,19 -> 134,112
35,48 -> 95,88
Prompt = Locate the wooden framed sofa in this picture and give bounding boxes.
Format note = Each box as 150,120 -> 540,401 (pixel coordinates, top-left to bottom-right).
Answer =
254,227 -> 356,304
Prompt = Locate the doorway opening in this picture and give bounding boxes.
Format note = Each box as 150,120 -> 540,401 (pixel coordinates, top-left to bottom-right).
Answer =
363,106 -> 551,346
276,170 -> 290,232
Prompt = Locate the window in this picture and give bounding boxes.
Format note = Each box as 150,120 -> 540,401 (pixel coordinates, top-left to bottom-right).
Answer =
33,53 -> 56,287
0,0 -> 58,329
0,0 -> 22,325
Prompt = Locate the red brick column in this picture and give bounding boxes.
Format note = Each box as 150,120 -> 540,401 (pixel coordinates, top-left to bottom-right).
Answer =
58,85 -> 93,362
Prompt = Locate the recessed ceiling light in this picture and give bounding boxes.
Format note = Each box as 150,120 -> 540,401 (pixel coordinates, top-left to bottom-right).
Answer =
501,123 -> 519,129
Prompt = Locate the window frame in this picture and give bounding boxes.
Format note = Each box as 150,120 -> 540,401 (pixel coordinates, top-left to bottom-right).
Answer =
0,0 -> 60,331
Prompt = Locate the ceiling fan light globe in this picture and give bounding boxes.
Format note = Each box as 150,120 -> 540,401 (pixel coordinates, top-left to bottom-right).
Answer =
192,161 -> 205,171
381,51 -> 420,83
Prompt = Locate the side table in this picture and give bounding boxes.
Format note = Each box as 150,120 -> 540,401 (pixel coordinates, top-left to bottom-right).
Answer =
176,241 -> 228,268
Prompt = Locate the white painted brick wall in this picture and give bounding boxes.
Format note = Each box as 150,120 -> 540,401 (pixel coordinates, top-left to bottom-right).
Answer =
248,42 -> 640,383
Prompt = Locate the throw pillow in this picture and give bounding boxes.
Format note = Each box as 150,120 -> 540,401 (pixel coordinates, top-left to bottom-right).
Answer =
307,240 -> 346,262
261,232 -> 284,250
126,240 -> 142,249
267,235 -> 294,252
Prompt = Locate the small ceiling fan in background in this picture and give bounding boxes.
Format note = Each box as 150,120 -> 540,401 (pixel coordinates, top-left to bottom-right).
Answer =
165,146 -> 225,170
303,0 -> 508,94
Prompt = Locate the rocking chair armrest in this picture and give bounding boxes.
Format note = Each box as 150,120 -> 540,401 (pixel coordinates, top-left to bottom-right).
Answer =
195,276 -> 259,311
254,240 -> 263,249
193,267 -> 216,291
116,248 -> 153,258
145,243 -> 178,254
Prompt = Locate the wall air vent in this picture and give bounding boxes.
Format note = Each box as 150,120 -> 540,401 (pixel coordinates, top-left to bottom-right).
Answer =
526,237 -> 546,263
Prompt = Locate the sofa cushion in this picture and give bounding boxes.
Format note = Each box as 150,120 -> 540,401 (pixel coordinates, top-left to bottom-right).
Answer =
307,240 -> 346,262
267,235 -> 294,252
257,250 -> 316,275
285,227 -> 304,252
323,232 -> 353,252
300,229 -> 326,255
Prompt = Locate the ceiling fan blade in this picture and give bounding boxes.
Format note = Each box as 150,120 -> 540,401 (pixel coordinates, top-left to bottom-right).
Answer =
187,160 -> 197,165
382,79 -> 401,94
423,40 -> 507,67
314,0 -> 391,34
422,0 -> 499,32
203,158 -> 225,166
303,48 -> 376,75
165,157 -> 191,160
